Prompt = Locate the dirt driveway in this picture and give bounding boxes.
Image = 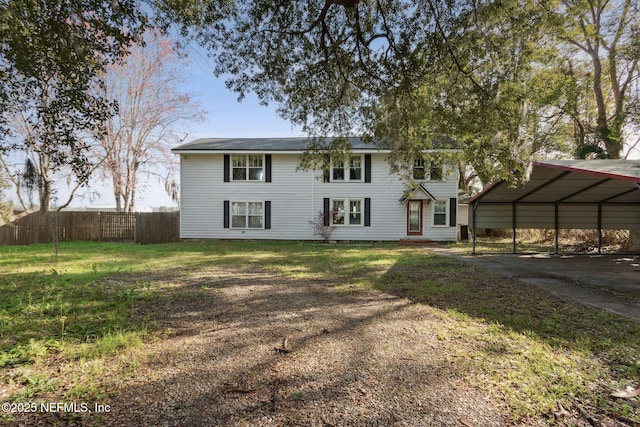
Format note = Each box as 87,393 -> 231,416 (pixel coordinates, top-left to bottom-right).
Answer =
9,245 -> 636,427
431,248 -> 640,322
103,265 -> 507,426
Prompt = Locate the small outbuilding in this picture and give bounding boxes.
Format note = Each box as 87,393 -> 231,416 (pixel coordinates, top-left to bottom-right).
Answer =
468,160 -> 640,254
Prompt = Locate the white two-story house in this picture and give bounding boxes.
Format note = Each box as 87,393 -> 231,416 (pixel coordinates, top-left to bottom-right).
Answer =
171,137 -> 460,241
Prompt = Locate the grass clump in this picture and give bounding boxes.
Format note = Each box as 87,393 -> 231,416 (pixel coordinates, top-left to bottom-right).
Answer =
1,241 -> 638,424
375,250 -> 640,421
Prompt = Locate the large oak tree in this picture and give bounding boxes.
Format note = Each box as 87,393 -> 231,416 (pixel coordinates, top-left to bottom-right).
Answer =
158,0 -> 639,184
548,0 -> 639,159
0,0 -> 146,210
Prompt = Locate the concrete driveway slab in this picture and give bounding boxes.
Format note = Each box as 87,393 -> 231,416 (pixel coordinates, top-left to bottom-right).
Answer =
429,247 -> 640,322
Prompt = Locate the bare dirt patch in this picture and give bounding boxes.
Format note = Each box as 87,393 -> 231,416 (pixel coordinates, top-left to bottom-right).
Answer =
108,265 -> 506,426
9,256 -> 636,426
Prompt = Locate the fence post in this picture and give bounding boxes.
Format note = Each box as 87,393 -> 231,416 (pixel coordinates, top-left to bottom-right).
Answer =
135,212 -> 140,243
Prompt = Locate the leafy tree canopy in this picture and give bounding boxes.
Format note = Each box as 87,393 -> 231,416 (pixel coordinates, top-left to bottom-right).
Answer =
0,0 -> 147,183
158,0 -> 639,186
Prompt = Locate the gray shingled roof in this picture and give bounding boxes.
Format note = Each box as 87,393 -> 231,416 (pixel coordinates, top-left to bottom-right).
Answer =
172,137 -> 377,152
172,136 -> 460,152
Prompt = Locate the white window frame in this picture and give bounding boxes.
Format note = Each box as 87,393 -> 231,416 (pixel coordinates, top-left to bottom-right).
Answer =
413,158 -> 444,181
330,155 -> 364,182
232,154 -> 264,181
330,198 -> 364,226
230,201 -> 264,229
432,199 -> 448,227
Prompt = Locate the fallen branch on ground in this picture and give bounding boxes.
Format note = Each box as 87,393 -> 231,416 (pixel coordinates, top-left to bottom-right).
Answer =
575,402 -> 600,427
274,335 -> 291,354
611,381 -> 640,398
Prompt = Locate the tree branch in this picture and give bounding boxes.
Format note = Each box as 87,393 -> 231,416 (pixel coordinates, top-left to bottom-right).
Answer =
425,0 -> 488,96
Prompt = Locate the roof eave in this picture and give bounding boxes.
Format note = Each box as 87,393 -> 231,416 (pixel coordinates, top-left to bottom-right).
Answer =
172,149 -> 309,155
534,161 -> 640,184
172,148 -> 462,154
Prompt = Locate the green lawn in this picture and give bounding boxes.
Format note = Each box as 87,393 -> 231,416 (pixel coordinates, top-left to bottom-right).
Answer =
1,240 -> 638,423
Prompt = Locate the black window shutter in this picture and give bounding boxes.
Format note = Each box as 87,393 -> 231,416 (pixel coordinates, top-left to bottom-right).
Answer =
364,154 -> 371,183
364,198 -> 371,226
323,198 -> 330,226
449,198 -> 457,227
265,155 -> 272,182
223,200 -> 230,228
223,155 -> 230,182
265,201 -> 271,229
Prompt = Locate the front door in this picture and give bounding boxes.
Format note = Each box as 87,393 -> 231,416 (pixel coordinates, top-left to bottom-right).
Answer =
407,200 -> 422,235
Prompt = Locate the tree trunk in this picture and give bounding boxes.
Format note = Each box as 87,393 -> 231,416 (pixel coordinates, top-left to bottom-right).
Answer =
129,185 -> 136,212
128,163 -> 138,213
39,178 -> 51,212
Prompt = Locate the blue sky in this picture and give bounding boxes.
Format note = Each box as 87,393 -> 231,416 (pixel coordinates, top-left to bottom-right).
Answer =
60,50 -> 303,209
181,50 -> 302,140
131,51 -> 302,208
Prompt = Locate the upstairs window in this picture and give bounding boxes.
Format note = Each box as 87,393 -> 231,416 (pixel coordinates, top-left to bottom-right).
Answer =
232,155 -> 264,181
413,158 -> 426,180
430,161 -> 443,181
331,155 -> 364,182
332,159 -> 345,181
413,158 -> 443,181
350,156 -> 362,180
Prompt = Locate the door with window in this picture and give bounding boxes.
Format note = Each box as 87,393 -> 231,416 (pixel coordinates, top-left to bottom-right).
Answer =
407,200 -> 422,235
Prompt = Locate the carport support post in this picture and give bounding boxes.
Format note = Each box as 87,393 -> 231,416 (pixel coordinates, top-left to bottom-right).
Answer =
471,201 -> 478,255
554,203 -> 559,255
597,203 -> 602,255
512,202 -> 517,254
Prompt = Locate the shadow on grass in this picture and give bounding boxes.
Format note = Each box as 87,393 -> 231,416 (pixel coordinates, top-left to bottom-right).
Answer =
0,240 -> 383,369
3,241 -> 638,424
376,250 -> 640,354
0,270 -> 155,369
375,250 -> 640,418
4,243 -> 507,426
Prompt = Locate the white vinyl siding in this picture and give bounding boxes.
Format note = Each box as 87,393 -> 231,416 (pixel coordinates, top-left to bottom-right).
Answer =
457,203 -> 469,227
179,152 -> 459,241
180,154 -> 313,239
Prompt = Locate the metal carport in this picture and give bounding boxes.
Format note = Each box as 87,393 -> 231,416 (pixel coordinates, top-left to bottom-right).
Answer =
468,160 -> 640,254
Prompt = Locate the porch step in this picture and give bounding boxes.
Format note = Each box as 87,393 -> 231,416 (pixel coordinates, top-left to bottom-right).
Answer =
398,238 -> 435,246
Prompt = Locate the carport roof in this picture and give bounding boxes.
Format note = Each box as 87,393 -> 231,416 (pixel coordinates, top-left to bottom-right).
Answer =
469,160 -> 640,205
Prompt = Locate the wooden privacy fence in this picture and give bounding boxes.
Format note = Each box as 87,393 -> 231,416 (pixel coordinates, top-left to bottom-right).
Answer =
0,211 -> 180,245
